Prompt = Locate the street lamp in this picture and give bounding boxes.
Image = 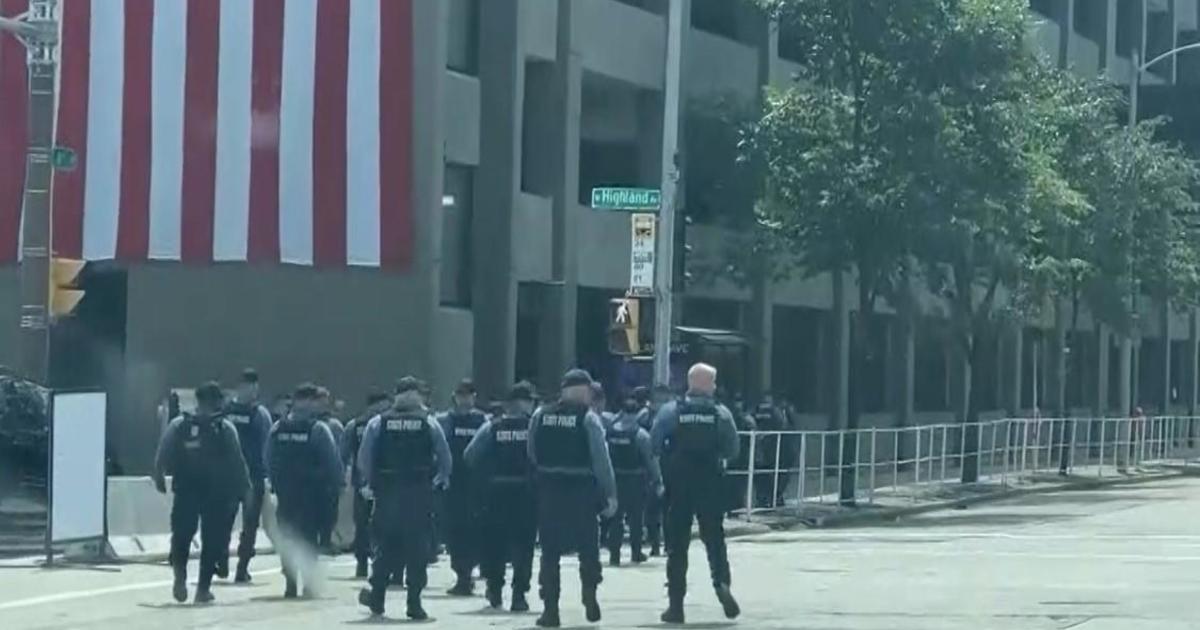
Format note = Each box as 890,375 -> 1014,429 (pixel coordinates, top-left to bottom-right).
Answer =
1117,41 -> 1200,418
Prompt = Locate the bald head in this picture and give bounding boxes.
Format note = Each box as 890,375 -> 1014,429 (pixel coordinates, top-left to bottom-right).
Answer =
687,363 -> 717,396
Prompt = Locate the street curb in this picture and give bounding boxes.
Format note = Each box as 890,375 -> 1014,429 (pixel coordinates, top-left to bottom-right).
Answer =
724,469 -> 1183,535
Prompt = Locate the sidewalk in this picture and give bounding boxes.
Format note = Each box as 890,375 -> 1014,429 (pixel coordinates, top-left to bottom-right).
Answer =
725,463 -> 1185,533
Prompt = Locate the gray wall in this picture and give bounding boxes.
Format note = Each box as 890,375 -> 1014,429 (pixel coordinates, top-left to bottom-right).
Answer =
0,267 -> 17,369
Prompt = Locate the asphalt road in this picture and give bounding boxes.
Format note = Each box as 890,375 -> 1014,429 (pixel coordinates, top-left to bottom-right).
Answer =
3,477 -> 1200,629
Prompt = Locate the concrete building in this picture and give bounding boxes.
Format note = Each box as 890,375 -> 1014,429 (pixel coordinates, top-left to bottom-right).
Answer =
2,0 -> 1199,473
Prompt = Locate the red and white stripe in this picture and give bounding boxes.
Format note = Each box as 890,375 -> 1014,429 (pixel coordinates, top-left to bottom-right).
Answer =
0,0 -> 413,268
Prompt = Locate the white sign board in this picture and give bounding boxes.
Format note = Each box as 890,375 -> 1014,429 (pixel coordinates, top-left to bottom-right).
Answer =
629,213 -> 656,296
50,391 -> 108,544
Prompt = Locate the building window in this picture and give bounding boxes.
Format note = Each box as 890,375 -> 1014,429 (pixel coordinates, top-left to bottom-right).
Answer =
777,19 -> 805,64
441,164 -> 474,307
1116,0 -> 1143,59
447,0 -> 479,75
1030,0 -> 1060,19
692,0 -> 739,40
1073,0 -> 1106,43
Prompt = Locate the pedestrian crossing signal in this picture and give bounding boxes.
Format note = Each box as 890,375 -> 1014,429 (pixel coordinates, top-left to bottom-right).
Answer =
49,258 -> 85,318
608,298 -> 640,356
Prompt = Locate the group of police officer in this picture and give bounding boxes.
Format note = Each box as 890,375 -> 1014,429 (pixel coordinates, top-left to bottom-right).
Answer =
153,362 -> 743,626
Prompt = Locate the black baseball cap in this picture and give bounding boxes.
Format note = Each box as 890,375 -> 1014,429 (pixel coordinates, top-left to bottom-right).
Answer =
454,378 -> 477,395
561,368 -> 593,389
508,381 -> 536,402
195,381 -> 225,404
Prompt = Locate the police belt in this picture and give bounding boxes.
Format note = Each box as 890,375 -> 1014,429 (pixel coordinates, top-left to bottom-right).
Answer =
536,465 -> 592,477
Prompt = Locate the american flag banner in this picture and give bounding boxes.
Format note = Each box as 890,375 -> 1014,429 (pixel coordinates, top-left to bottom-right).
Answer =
0,0 -> 414,269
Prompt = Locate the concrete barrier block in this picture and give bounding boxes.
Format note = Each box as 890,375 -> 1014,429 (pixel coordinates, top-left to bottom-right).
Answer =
106,476 -> 172,538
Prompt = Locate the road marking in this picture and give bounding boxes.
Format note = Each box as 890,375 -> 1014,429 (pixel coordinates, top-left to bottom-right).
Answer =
0,559 -> 355,612
746,532 -> 1200,542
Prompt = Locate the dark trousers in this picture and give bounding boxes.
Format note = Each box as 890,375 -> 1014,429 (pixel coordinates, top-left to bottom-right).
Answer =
665,474 -> 731,601
481,483 -> 536,595
276,490 -> 322,590
369,484 -> 434,605
537,477 -> 602,605
236,479 -> 266,562
317,490 -> 339,550
170,491 -> 237,590
446,490 -> 482,582
607,474 -> 646,558
645,490 -> 663,550
352,490 -> 373,563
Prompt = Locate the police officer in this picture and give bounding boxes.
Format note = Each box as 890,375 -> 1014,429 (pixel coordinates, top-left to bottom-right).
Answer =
751,394 -> 785,508
528,369 -> 618,628
643,384 -> 673,557
343,389 -> 392,578
605,389 -> 662,566
357,376 -> 452,620
464,381 -> 538,612
221,368 -> 273,583
439,378 -> 487,596
651,363 -> 741,624
590,381 -> 615,430
266,383 -> 344,599
315,387 -> 345,554
153,382 -> 250,604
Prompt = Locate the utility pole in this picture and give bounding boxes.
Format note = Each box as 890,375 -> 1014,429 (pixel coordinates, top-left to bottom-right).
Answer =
652,0 -> 685,388
1119,47 -> 1139,420
2,0 -> 58,385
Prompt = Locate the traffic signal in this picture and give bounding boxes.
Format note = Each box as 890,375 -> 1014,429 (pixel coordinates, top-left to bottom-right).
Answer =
49,257 -> 85,318
608,298 -> 641,356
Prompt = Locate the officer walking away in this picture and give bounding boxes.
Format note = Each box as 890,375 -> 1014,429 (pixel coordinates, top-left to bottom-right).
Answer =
652,363 -> 742,624
464,381 -> 539,612
528,369 -> 618,628
357,376 -> 452,620
266,383 -> 344,599
751,394 -> 785,509
590,381 -> 615,430
222,368 -> 273,583
153,382 -> 250,604
439,378 -> 488,596
643,384 -> 674,557
343,389 -> 392,578
606,389 -> 663,566
315,387 -> 345,554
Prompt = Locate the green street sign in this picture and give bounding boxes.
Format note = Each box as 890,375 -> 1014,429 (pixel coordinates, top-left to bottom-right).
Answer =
590,187 -> 661,211
51,146 -> 77,171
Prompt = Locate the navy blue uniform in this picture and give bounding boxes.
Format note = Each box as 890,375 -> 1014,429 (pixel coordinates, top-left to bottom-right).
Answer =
604,412 -> 662,563
342,415 -> 373,566
651,395 -> 740,604
527,402 -> 617,608
465,414 -> 537,601
357,403 -> 452,614
153,413 -> 249,594
223,400 -> 271,566
439,409 -> 487,586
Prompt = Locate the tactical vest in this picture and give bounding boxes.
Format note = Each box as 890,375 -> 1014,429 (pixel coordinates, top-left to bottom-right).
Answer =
606,423 -> 642,475
374,412 -> 434,485
491,415 -> 532,485
271,418 -> 321,494
172,414 -> 227,493
225,401 -> 266,477
534,403 -> 591,477
445,410 -> 486,471
669,399 -> 721,473
346,417 -> 369,486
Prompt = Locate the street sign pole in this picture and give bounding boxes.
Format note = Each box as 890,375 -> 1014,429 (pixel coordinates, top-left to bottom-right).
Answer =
653,0 -> 684,389
3,0 -> 59,384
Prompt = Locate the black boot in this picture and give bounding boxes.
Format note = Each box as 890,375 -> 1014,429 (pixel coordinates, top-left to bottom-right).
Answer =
536,602 -> 560,628
511,591 -> 529,613
631,549 -> 648,564
358,588 -> 384,616
609,550 -> 621,567
284,579 -> 298,599
582,586 -> 601,622
661,598 -> 685,624
715,583 -> 741,619
355,558 -> 369,579
406,590 -> 428,621
486,585 -> 503,609
234,557 -> 252,584
195,571 -> 215,604
650,544 -> 661,557
214,557 -> 229,580
171,565 -> 188,603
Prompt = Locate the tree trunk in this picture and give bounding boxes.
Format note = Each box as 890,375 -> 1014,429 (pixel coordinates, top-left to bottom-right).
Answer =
840,278 -> 874,504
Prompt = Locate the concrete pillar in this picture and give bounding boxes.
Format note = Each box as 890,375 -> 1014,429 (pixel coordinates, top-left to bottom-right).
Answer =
1003,323 -> 1023,415
543,0 -> 582,382
1094,323 -> 1111,416
473,0 -> 522,398
1105,0 -> 1119,72
746,268 -> 773,399
1048,301 -> 1068,417
950,340 -> 971,423
1160,299 -> 1172,413
1188,309 -> 1198,416
829,271 -> 850,431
